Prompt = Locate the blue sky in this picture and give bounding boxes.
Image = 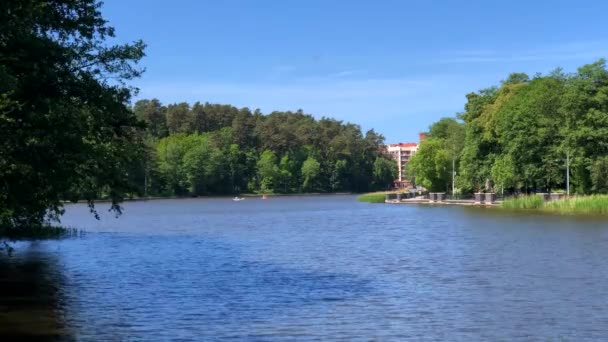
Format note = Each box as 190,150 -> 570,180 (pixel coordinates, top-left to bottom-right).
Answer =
104,0 -> 608,142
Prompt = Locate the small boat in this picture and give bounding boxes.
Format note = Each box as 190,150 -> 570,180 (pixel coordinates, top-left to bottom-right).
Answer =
233,197 -> 245,201
261,194 -> 268,200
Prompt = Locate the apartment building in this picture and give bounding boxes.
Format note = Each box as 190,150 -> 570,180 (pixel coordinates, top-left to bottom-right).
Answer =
385,133 -> 426,188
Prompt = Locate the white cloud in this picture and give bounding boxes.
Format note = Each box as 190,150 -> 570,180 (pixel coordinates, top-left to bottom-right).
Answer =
435,41 -> 608,65
271,65 -> 296,73
326,69 -> 364,78
139,77 -> 433,106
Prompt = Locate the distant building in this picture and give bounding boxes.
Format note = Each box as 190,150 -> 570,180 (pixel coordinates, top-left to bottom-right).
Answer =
385,133 -> 426,188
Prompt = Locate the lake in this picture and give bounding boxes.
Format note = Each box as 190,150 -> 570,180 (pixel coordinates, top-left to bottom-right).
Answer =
2,195 -> 608,340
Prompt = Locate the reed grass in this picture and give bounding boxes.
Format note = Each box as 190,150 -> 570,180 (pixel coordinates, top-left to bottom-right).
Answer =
543,195 -> 608,215
502,195 -> 608,215
501,195 -> 544,209
357,192 -> 392,203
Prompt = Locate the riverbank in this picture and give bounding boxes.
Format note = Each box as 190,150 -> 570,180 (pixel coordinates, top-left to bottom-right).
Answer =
502,195 -> 608,215
65,192 -> 354,204
385,197 -> 502,207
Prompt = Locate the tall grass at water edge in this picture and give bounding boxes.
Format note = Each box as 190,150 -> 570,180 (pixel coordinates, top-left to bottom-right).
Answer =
501,195 -> 545,209
502,195 -> 608,215
357,192 -> 392,203
543,195 -> 608,215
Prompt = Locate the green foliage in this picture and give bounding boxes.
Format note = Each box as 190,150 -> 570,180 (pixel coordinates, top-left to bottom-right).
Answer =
408,138 -> 452,192
183,135 -> 222,195
357,192 -> 389,203
278,155 -> 297,193
301,157 -> 321,192
373,157 -> 397,190
166,103 -> 191,134
422,59 -> 608,196
156,134 -> 190,195
226,144 -> 246,193
543,195 -> 608,215
503,195 -> 608,215
330,159 -> 349,191
0,0 -> 145,229
126,101 -> 392,197
503,72 -> 530,85
134,99 -> 168,138
590,157 -> 608,193
408,118 -> 464,193
501,195 -> 545,209
257,150 -> 279,193
491,155 -> 516,192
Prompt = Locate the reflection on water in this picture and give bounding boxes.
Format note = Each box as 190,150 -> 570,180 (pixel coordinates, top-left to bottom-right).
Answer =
0,242 -> 71,340
2,196 -> 608,340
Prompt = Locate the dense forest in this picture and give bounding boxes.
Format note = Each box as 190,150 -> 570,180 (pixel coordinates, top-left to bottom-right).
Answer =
130,100 -> 397,196
408,59 -> 608,195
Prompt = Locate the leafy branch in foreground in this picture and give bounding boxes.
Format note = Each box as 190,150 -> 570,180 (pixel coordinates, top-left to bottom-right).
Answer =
0,0 -> 145,229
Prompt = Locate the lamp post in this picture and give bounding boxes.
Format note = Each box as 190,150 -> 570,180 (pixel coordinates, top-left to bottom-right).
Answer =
566,150 -> 570,197
557,151 -> 571,197
452,157 -> 455,196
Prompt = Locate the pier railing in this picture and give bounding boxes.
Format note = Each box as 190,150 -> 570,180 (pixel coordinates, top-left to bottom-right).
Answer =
386,192 -> 510,205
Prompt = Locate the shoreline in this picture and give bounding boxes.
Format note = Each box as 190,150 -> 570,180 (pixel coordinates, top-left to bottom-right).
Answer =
385,199 -> 502,207
64,192 -> 355,204
386,194 -> 608,216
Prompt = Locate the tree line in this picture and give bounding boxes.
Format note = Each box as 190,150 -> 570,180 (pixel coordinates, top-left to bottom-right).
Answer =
131,100 -> 397,196
408,59 -> 608,195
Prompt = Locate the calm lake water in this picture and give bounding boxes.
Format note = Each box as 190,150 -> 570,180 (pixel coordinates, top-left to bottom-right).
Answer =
2,195 -> 608,340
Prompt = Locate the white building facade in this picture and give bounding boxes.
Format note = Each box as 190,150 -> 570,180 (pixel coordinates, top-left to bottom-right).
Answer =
385,133 -> 426,188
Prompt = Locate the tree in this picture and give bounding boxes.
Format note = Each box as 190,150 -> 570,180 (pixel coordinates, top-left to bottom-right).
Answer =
330,159 -> 349,191
232,107 -> 256,147
407,138 -> 451,192
278,155 -> 295,193
182,135 -> 215,195
0,0 -> 145,228
156,135 -> 190,195
138,136 -> 164,196
559,59 -> 608,194
166,102 -> 191,134
133,99 -> 168,138
590,157 -> 608,193
257,150 -> 278,193
373,157 -> 397,190
427,118 -> 465,193
190,102 -> 208,133
491,155 -> 516,195
128,99 -> 404,196
226,144 -> 245,194
503,72 -> 530,85
301,157 -> 321,192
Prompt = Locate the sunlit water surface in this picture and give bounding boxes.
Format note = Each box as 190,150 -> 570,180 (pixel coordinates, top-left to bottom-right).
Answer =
2,196 -> 608,340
